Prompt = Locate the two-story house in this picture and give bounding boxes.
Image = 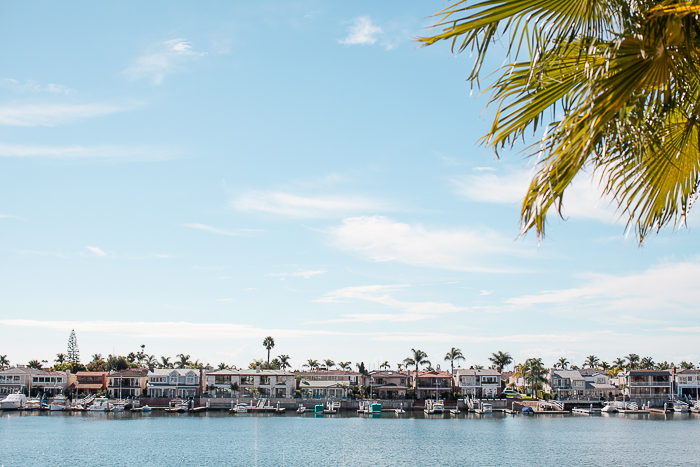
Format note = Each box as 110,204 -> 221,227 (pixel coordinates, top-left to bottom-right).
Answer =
364,370 -> 409,399
455,369 -> 501,398
579,369 -> 620,399
74,371 -> 108,395
206,368 -> 295,399
147,369 -> 203,398
30,370 -> 74,396
0,367 -> 43,395
676,369 -> 700,399
627,370 -> 672,407
107,368 -> 148,398
547,369 -> 586,399
413,371 -> 453,399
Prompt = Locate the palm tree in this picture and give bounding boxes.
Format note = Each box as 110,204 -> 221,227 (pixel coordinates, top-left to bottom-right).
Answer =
277,355 -> 291,370
403,349 -> 430,390
445,348 -> 465,387
600,361 -> 610,371
613,357 -> 627,370
324,359 -> 335,370
681,361 -> 695,370
640,357 -> 655,370
55,353 -> 66,364
379,361 -> 390,370
584,355 -> 600,369
0,355 -> 8,369
338,361 -> 351,370
217,362 -> 228,370
262,336 -> 275,368
420,1 -> 700,243
176,354 -> 191,369
523,358 -> 547,395
397,363 -> 404,371
555,358 -> 569,370
303,359 -> 319,370
160,356 -> 173,369
626,354 -> 641,370
91,353 -> 102,362
487,351 -> 512,371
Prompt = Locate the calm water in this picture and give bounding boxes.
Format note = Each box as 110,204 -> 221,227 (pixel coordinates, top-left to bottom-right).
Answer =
2,411 -> 700,466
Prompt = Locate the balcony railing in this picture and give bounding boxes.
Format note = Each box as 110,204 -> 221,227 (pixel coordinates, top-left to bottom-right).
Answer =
629,382 -> 671,387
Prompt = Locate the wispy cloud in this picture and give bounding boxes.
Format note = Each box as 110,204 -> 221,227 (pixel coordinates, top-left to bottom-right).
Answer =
85,246 -> 107,257
232,191 -> 388,218
452,170 -> 624,224
124,39 -> 207,84
0,103 -> 129,127
314,284 -> 468,323
182,223 -> 258,237
10,249 -> 69,259
330,216 -> 525,272
339,16 -> 383,46
270,269 -> 326,279
506,260 -> 700,316
1,78 -> 74,94
0,143 -> 179,161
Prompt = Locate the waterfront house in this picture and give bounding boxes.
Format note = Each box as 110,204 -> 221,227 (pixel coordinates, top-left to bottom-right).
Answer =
627,370 -> 672,407
297,370 -> 362,387
30,370 -> 74,396
298,380 -> 348,399
455,369 -> 501,398
147,369 -> 203,398
74,371 -> 108,395
675,369 -> 700,399
364,370 -> 409,399
107,368 -> 148,399
579,370 -> 620,398
413,371 -> 453,399
206,368 -> 294,398
546,369 -> 586,399
0,367 -> 43,395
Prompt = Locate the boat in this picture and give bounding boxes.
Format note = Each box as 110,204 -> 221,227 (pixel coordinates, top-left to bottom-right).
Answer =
424,399 -> 444,415
49,395 -> 69,411
166,402 -> 189,413
231,402 -> 248,413
141,405 -> 151,413
24,397 -> 43,411
88,397 -> 113,412
673,401 -> 689,413
296,404 -> 306,414
0,394 -> 27,410
475,403 -> 493,414
449,408 -> 460,416
601,403 -> 617,413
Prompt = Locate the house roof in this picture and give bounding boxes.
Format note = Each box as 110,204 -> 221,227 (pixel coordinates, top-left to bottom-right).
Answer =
75,372 -> 108,377
678,369 -> 700,375
455,369 -> 501,377
629,370 -> 671,376
578,369 -> 604,377
368,370 -> 407,377
148,369 -> 199,377
585,382 -> 617,390
416,371 -> 452,378
75,383 -> 104,389
208,369 -> 290,376
108,369 -> 148,378
0,367 -> 44,375
295,370 -> 361,376
550,369 -> 585,381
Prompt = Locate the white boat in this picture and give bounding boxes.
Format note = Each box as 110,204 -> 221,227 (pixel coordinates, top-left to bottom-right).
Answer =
0,394 -> 27,410
49,395 -> 69,411
233,403 -> 248,413
88,397 -> 113,412
673,401 -> 689,413
475,403 -> 493,414
424,399 -> 445,415
25,397 -> 42,411
141,405 -> 151,413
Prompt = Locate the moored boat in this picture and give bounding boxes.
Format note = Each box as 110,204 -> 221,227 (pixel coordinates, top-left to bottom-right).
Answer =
49,394 -> 69,411
0,394 -> 27,410
88,397 -> 113,412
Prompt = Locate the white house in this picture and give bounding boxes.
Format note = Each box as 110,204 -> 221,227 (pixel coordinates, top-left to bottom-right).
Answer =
147,369 -> 203,398
206,368 -> 295,399
675,369 -> 700,399
455,369 -> 501,397
546,369 -> 586,398
0,368 -> 43,395
30,370 -> 74,396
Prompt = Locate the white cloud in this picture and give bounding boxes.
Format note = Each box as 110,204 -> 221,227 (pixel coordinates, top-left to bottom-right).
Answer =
330,216 -> 523,272
85,246 -> 107,257
0,143 -> 178,161
183,223 -> 257,237
1,78 -> 74,94
270,269 -> 327,279
506,260 -> 700,316
124,39 -> 207,84
339,16 -> 383,46
232,191 -> 388,218
452,170 -> 625,224
314,284 -> 468,323
479,290 -> 493,296
0,103 -> 128,127
216,298 -> 234,302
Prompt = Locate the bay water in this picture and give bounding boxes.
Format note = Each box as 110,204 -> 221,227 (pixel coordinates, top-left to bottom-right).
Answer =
2,411 -> 699,466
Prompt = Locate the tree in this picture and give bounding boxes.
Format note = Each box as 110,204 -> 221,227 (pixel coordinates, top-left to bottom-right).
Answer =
403,349 -> 430,390
488,351 -> 512,370
324,359 -> 335,370
278,355 -> 291,370
269,358 -> 281,370
420,1 -> 700,242
218,362 -> 228,370
555,358 -> 569,370
584,355 -> 601,369
600,361 -> 611,371
379,361 -> 390,370
397,363 -> 404,371
27,359 -> 42,369
640,356 -> 655,369
106,355 -> 130,371
613,357 -> 627,369
159,356 -> 173,369
681,361 -> 695,369
67,329 -> 80,364
444,347 -> 465,392
263,336 -> 275,368
338,361 -> 351,370
356,362 -> 367,375
0,355 -> 8,369
176,354 -> 191,369
523,358 -> 547,395
626,354 -> 641,370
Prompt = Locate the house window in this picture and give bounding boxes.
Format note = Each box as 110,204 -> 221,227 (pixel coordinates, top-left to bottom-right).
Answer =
276,376 -> 285,385
215,375 -> 229,385
260,376 -> 270,385
186,376 -> 195,385
241,376 -> 254,385
170,376 -> 178,384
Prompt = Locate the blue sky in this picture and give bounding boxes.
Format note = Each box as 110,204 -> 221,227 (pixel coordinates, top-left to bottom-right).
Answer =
2,1 -> 699,371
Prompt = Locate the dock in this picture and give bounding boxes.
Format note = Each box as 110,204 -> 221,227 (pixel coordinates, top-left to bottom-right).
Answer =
572,407 -> 601,415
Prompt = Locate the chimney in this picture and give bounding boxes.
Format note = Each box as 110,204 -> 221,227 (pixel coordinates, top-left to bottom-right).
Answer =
256,365 -> 261,373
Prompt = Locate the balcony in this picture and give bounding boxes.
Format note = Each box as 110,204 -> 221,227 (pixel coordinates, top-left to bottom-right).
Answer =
629,382 -> 671,387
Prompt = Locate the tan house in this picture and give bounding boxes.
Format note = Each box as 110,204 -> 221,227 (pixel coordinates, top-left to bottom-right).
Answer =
31,370 -> 75,396
413,371 -> 453,399
206,368 -> 294,399
73,371 -> 108,395
108,368 -> 148,398
364,370 -> 409,399
0,367 -> 43,395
